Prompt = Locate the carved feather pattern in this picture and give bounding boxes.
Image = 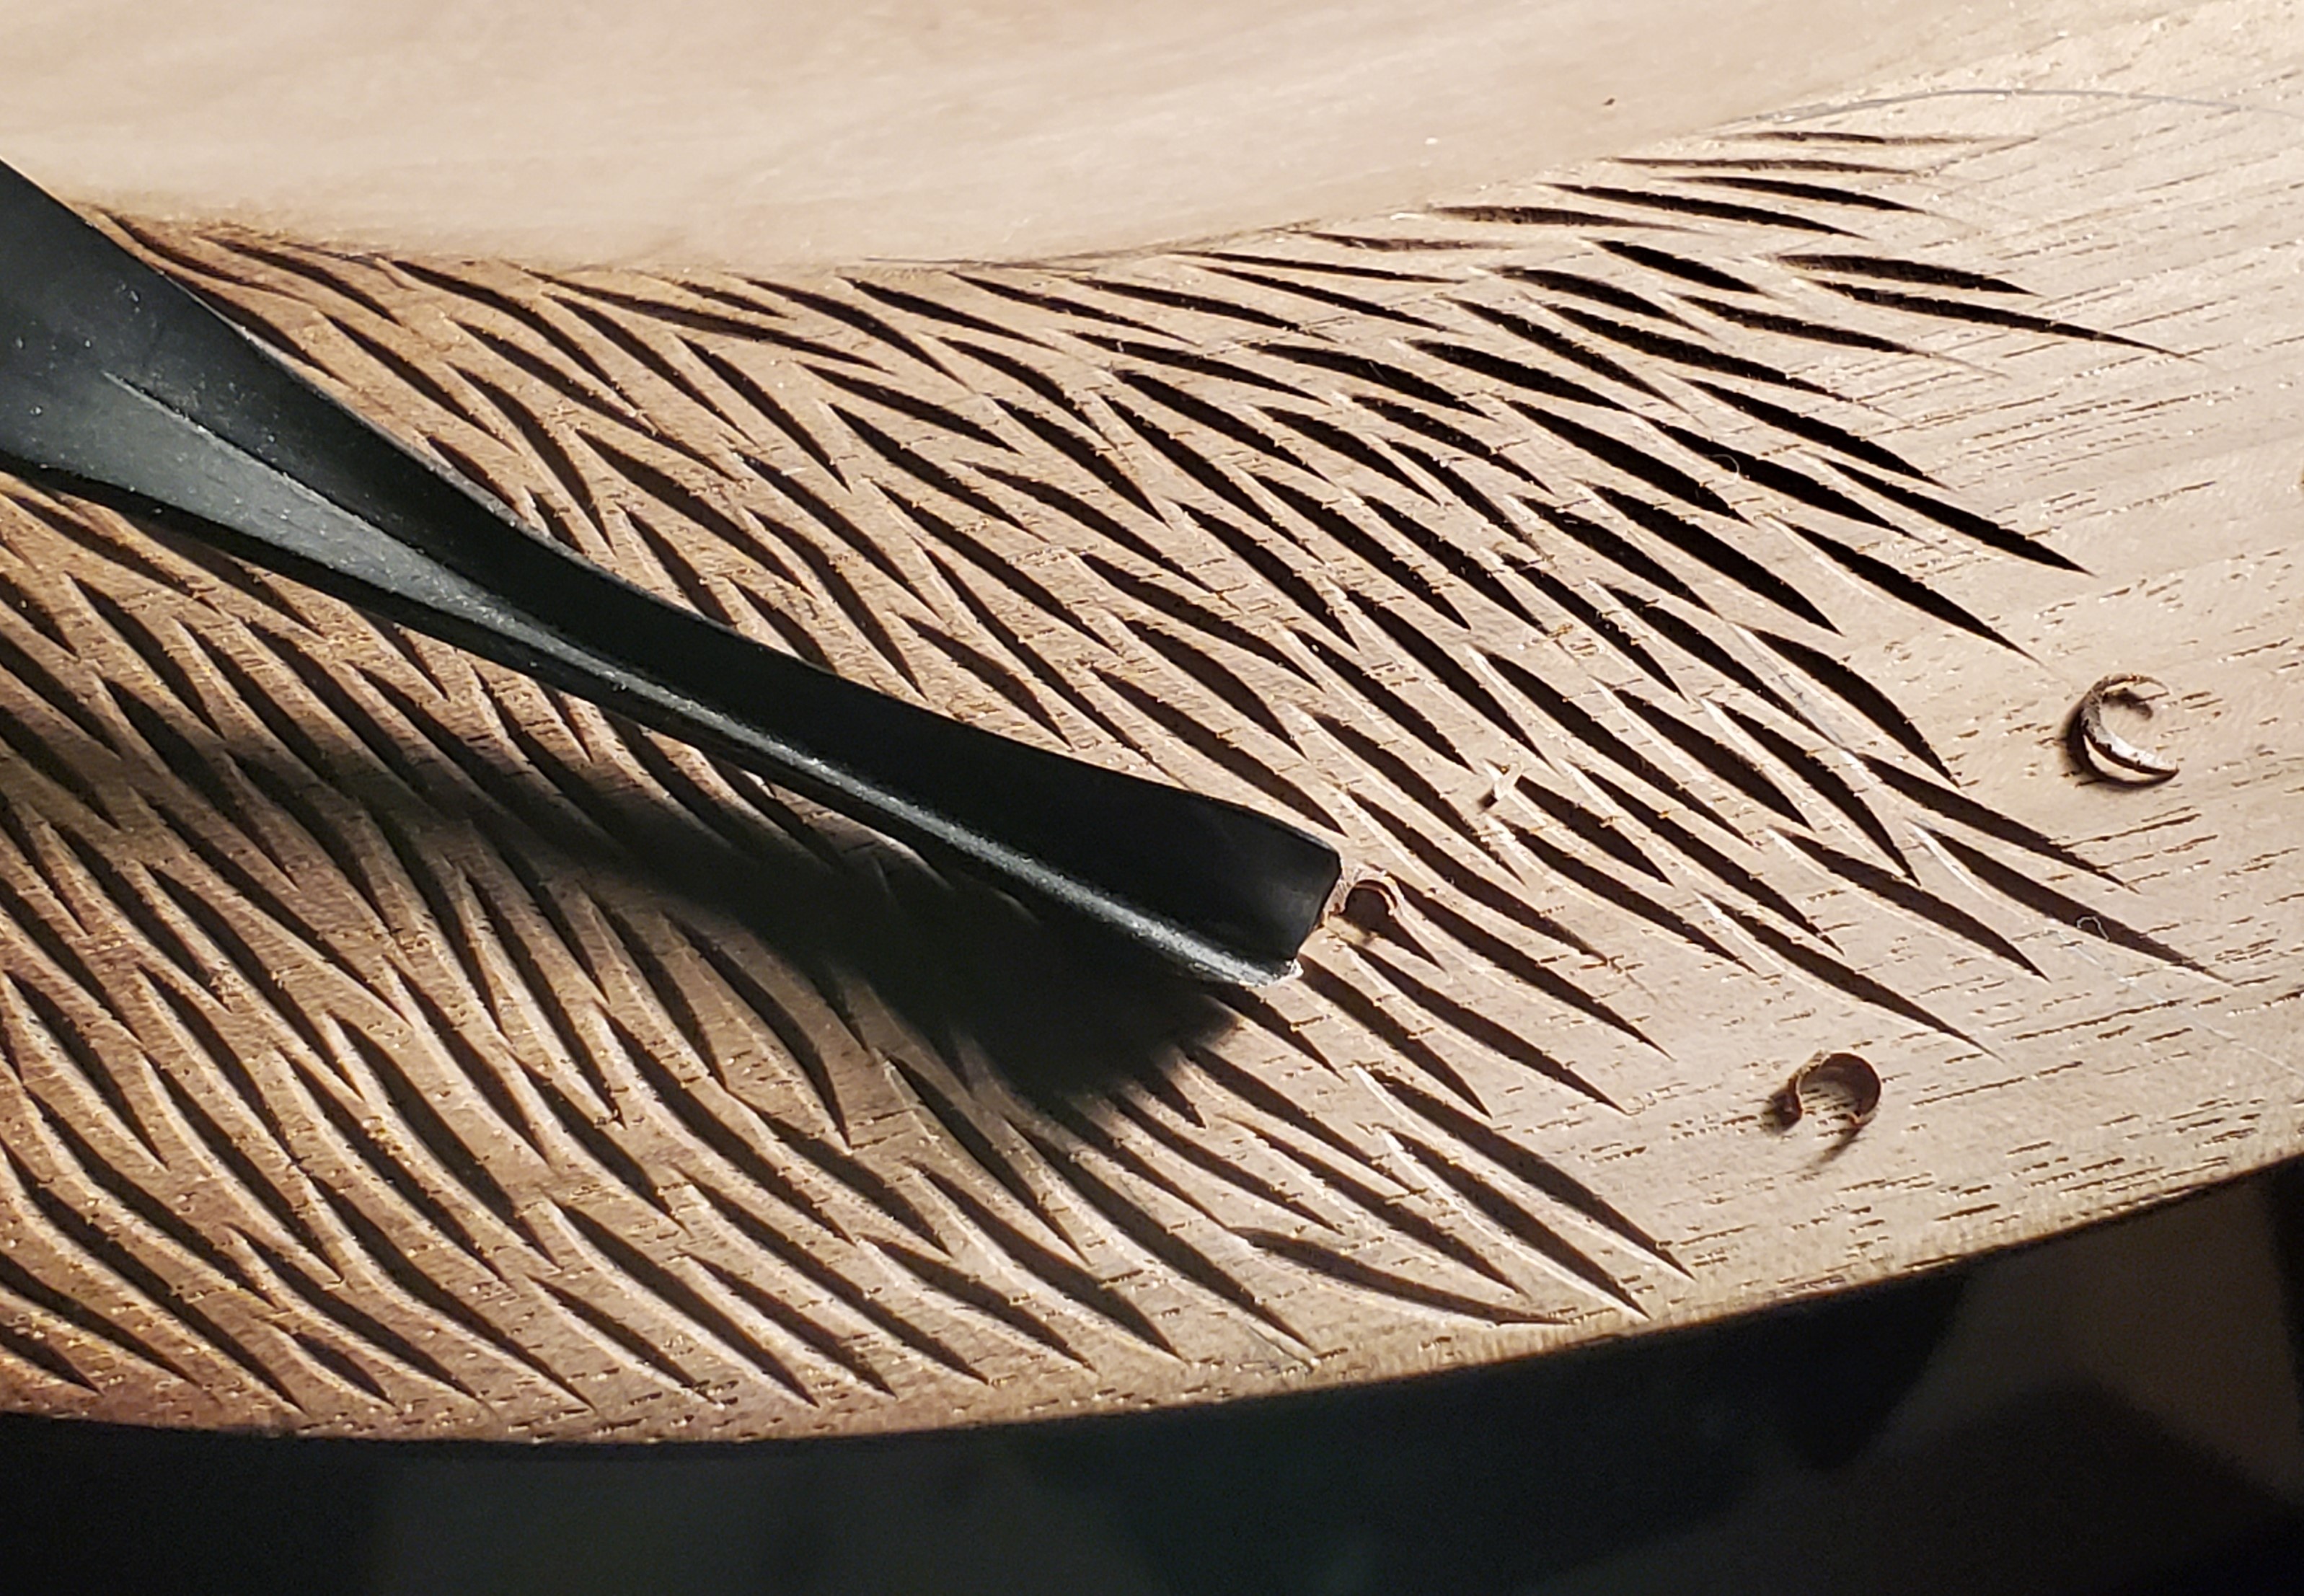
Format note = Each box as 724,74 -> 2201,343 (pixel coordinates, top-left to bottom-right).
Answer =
0,133 -> 2184,1435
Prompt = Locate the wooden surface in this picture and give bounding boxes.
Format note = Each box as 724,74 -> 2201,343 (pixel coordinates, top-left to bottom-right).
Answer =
0,1 -> 2300,1439
0,0 -> 2169,266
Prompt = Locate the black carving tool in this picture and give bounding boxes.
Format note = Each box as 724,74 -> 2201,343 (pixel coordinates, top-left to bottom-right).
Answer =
0,162 -> 1340,984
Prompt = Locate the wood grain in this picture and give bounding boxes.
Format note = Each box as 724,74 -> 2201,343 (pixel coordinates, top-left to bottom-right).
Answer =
1,2 -> 2300,1437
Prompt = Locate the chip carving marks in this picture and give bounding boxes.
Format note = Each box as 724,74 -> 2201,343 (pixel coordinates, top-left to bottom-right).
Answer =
0,27 -> 2301,1441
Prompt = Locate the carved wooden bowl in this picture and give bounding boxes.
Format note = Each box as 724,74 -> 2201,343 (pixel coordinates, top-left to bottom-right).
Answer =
0,1 -> 2297,1440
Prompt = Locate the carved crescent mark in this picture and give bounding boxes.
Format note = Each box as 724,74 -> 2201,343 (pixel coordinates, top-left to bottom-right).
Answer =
1767,1052 -> 1884,1134
2069,674 -> 2179,784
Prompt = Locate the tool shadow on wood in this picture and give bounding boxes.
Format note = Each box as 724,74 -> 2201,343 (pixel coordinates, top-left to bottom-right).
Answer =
22,583 -> 1235,1098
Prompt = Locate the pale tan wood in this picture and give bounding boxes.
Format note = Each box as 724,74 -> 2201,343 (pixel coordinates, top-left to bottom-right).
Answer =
0,0 -> 2181,268
0,0 -> 2298,1440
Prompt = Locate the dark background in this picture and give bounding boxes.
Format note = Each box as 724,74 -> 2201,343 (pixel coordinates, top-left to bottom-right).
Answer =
4,1165 -> 2300,1596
